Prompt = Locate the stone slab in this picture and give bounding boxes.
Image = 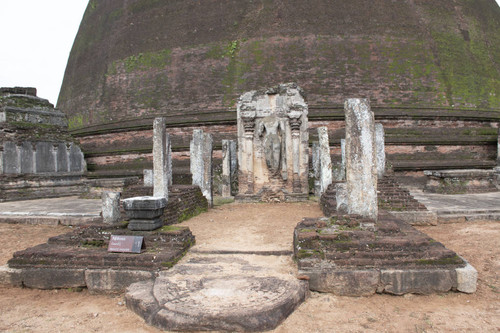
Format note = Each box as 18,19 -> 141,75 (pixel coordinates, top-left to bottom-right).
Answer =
389,211 -> 438,226
22,268 -> 86,289
306,269 -> 380,296
126,254 -> 309,332
85,269 -> 155,294
380,269 -> 456,295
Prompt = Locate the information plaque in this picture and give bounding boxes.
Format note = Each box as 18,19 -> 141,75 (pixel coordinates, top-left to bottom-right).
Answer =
108,235 -> 144,254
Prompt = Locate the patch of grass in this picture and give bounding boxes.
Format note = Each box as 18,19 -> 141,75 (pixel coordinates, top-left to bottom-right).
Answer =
159,225 -> 183,232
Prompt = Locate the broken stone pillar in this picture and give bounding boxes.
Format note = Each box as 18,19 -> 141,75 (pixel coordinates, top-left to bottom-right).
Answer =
123,196 -> 167,231
221,139 -> 235,198
318,127 -> 332,195
236,83 -> 309,202
143,169 -> 153,187
312,141 -> 321,196
375,123 -> 386,178
190,129 -> 213,207
153,117 -> 169,200
102,191 -> 121,224
345,98 -> 378,221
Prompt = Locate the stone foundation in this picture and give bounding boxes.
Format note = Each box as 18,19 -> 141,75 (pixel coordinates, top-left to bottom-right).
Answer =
3,224 -> 195,293
424,169 -> 498,194
294,213 -> 476,296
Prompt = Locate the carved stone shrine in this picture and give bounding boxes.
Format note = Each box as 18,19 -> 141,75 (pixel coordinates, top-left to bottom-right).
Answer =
236,83 -> 309,202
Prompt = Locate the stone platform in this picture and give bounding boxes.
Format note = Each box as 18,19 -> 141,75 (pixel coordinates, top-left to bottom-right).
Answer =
2,224 -> 194,293
126,254 -> 309,332
294,213 -> 477,296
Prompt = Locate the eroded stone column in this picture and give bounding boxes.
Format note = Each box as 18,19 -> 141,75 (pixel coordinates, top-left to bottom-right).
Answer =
375,123 -> 386,178
190,129 -> 213,207
345,98 -> 378,221
318,127 -> 332,195
153,117 -> 169,200
102,191 -> 121,224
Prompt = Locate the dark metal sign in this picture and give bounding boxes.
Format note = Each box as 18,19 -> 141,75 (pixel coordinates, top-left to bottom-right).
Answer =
108,235 -> 144,253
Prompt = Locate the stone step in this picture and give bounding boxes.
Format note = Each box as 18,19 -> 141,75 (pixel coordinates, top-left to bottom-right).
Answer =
438,213 -> 500,223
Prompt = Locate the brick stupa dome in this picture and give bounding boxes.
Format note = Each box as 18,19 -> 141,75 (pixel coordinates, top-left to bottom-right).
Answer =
57,0 -> 500,179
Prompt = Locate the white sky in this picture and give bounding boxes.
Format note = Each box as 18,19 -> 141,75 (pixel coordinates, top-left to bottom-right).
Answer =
1,0 -> 500,106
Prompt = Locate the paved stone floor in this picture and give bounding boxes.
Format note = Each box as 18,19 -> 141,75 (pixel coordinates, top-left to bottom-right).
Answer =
411,190 -> 500,214
0,196 -> 101,224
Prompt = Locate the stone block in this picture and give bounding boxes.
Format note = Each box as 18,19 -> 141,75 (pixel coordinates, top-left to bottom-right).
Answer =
123,196 -> 167,211
389,211 -> 438,226
380,269 -> 456,295
69,143 -> 85,172
3,141 -> 19,174
102,191 -> 121,224
56,143 -> 69,172
456,261 -> 477,293
305,269 -> 380,296
20,142 -> 34,173
0,265 -> 23,287
128,218 -> 164,231
123,196 -> 167,231
36,142 -> 56,173
85,269 -> 155,294
22,268 -> 86,289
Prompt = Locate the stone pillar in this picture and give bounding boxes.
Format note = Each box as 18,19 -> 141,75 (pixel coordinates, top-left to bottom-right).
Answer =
375,123 -> 386,178
229,140 -> 237,194
143,169 -> 153,187
153,117 -> 169,200
166,134 -> 173,187
242,117 -> 255,194
318,127 -> 332,195
102,191 -> 121,224
290,117 -> 302,192
335,183 -> 348,214
345,98 -> 378,221
0,146 -> 3,174
312,141 -> 321,197
221,140 -> 232,198
190,129 -> 213,207
333,139 -> 346,181
497,128 -> 500,165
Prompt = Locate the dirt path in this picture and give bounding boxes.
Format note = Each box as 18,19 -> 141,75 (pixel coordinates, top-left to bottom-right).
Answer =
0,203 -> 499,332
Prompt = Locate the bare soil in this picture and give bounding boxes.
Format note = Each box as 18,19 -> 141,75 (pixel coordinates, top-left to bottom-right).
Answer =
0,203 -> 499,333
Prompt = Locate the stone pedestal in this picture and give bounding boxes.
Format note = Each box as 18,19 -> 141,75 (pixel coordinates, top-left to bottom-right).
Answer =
123,196 -> 167,231
190,129 -> 213,206
345,98 -> 378,221
102,191 -> 121,224
236,83 -> 309,202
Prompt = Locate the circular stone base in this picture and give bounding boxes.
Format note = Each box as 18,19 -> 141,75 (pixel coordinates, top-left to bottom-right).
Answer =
125,255 -> 309,331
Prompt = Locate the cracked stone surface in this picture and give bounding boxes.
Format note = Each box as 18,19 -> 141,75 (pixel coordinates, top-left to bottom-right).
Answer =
126,254 -> 309,332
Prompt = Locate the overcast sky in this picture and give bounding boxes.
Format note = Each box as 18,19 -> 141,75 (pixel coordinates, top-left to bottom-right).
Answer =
1,0 -> 500,106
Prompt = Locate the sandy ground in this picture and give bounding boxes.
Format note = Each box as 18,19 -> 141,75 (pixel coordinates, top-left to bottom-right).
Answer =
0,202 -> 499,333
